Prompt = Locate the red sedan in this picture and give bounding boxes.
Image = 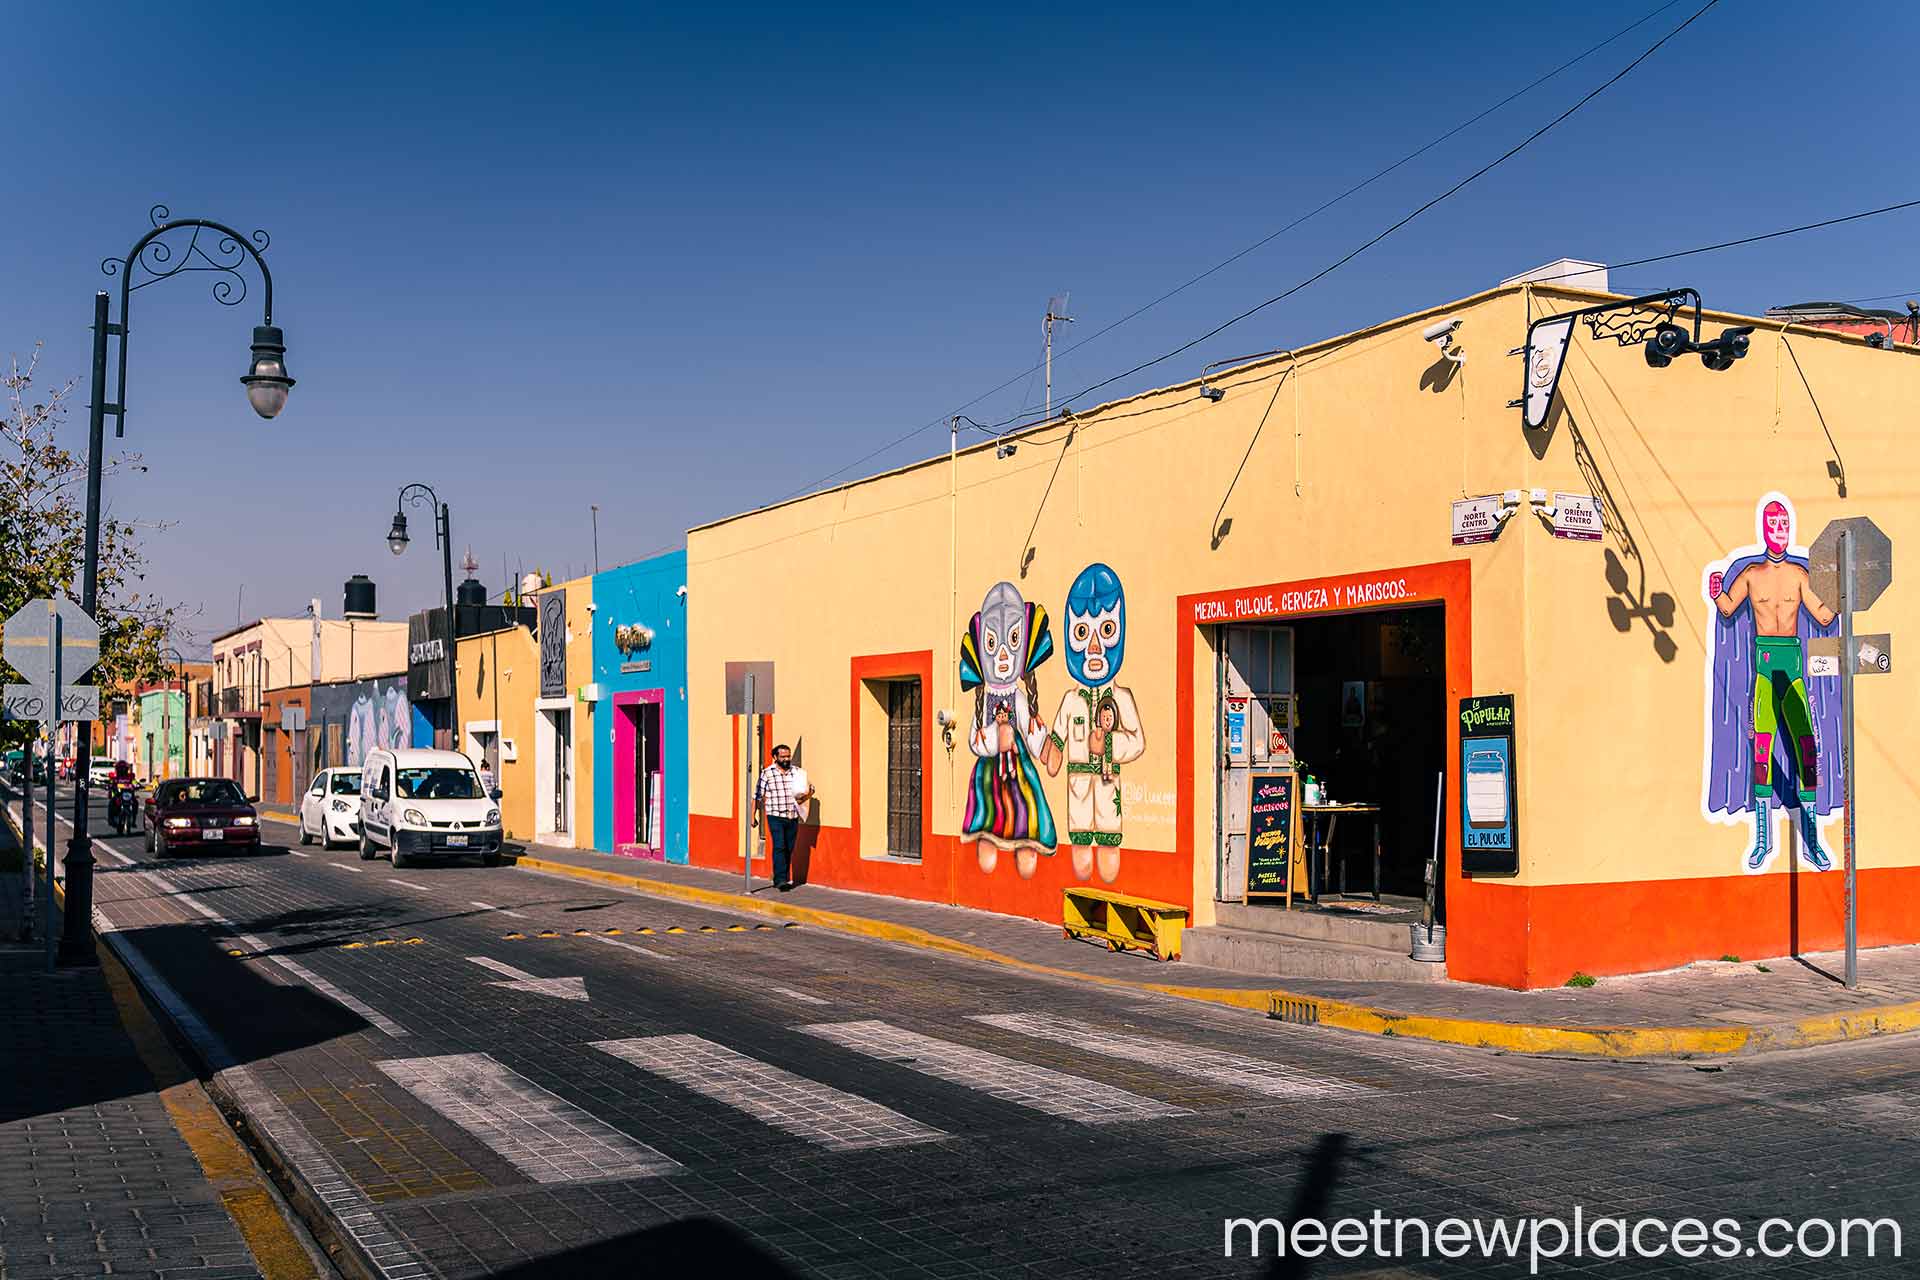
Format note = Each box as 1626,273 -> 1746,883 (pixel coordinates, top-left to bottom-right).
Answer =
144,778 -> 262,857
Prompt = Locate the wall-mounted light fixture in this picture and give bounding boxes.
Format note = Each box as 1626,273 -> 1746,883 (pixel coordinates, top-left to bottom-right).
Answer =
1511,288 -> 1751,430
1197,348 -> 1297,404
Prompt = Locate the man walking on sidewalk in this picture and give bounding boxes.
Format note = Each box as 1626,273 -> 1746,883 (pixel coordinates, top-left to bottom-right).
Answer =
752,743 -> 814,891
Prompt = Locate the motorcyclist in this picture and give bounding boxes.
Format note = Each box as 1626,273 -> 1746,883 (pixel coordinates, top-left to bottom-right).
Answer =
108,761 -> 138,833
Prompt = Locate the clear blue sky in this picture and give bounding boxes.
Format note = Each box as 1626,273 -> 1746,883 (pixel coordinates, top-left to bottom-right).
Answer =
4,1 -> 1913,650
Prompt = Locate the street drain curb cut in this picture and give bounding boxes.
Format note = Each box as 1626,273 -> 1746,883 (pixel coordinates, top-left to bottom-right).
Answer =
512,853 -> 1920,1061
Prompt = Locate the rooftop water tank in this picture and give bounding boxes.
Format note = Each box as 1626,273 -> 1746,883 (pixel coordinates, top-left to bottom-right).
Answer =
343,575 -> 377,620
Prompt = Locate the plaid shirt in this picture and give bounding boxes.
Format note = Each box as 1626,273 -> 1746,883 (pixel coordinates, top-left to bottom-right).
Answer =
755,764 -> 804,819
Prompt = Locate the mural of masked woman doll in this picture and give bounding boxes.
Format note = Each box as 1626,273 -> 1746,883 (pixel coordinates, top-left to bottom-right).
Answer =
958,581 -> 1059,877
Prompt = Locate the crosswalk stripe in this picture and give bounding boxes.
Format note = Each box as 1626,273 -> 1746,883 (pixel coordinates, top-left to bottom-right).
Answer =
769,985 -> 829,1005
801,1020 -> 1190,1124
973,1013 -> 1371,1099
377,1053 -> 678,1183
591,1034 -> 946,1152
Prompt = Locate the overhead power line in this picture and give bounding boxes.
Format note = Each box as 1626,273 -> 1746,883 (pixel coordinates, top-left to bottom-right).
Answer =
774,1 -> 1689,501
1018,0 -> 1723,426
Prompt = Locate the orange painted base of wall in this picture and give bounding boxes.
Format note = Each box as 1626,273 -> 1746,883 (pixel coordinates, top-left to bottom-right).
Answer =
689,814 -> 1193,919
1511,864 -> 1920,990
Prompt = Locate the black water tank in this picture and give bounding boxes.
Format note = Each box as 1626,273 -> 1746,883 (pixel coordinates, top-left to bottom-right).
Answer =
456,577 -> 486,608
343,575 -> 377,620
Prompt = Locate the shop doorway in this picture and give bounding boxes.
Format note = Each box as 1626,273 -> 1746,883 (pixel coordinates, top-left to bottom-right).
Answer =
1216,605 -> 1447,912
613,691 -> 667,858
536,703 -> 574,844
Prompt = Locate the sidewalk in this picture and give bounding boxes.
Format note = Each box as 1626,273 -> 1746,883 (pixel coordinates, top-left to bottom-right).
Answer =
0,792 -> 317,1280
512,840 -> 1920,1060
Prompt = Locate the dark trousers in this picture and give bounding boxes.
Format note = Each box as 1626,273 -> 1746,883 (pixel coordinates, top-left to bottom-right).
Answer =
766,816 -> 798,885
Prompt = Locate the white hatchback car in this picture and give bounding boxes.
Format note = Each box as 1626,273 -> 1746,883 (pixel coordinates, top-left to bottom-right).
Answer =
298,767 -> 364,849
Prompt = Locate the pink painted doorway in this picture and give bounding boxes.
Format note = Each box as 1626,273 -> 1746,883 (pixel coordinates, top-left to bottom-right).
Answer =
613,689 -> 667,860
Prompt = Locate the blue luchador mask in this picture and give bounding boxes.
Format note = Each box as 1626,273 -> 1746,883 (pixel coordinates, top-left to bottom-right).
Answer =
1065,563 -> 1125,687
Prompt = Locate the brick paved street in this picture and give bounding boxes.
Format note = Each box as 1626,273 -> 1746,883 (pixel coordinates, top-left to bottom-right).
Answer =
13,786 -> 1920,1277
0,798 -> 266,1280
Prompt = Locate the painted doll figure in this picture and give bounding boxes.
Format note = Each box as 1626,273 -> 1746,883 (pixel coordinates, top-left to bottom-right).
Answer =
1703,493 -> 1842,872
1042,563 -> 1145,884
958,582 -> 1058,876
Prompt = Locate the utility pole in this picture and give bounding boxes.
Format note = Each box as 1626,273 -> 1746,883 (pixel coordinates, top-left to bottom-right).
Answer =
591,504 -> 600,574
1044,293 -> 1073,419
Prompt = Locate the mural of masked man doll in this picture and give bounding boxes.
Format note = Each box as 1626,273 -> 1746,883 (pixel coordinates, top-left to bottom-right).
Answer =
1042,563 -> 1145,885
959,581 -> 1058,878
1702,492 -> 1842,872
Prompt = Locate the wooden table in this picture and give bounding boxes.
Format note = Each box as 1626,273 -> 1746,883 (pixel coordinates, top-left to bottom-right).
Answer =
1300,803 -> 1382,902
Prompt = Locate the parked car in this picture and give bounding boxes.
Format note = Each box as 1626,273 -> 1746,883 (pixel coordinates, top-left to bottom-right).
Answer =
359,748 -> 502,867
298,767 -> 363,849
144,777 -> 260,857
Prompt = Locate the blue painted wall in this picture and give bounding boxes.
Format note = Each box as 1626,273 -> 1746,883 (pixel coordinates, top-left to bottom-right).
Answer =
590,551 -> 689,862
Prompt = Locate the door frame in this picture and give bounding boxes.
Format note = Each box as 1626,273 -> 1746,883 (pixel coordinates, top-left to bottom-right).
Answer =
534,697 -> 575,845
612,688 -> 667,859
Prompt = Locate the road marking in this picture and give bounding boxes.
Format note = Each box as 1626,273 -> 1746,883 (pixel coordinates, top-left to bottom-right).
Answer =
326,863 -> 364,873
471,899 -> 528,919
465,954 -> 588,1001
377,1053 -> 677,1184
801,1021 -> 1189,1124
589,934 -> 677,962
973,1013 -> 1371,1099
288,849 -> 312,858
390,878 -> 431,890
769,985 -> 829,1006
592,1034 -> 946,1151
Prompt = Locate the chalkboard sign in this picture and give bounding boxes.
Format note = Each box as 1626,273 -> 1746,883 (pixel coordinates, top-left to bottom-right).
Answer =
1243,769 -> 1299,902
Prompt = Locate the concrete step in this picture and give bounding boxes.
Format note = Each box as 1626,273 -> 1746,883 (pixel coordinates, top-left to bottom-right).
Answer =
1210,901 -> 1415,951
1183,924 -> 1448,983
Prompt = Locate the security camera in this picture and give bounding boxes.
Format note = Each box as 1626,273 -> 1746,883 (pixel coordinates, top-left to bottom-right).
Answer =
675,585 -> 687,598
1423,318 -> 1464,365
1199,385 -> 1225,402
585,601 -> 597,613
935,709 -> 954,728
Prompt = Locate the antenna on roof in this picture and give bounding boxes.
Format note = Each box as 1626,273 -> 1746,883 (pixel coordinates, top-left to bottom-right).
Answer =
1044,293 -> 1073,419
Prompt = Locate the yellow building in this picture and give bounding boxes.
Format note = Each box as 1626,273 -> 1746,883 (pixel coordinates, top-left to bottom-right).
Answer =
457,576 -> 597,848
684,278 -> 1917,989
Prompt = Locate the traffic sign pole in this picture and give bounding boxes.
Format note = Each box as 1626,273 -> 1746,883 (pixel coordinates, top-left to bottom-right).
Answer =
1841,529 -> 1857,990
44,614 -> 59,972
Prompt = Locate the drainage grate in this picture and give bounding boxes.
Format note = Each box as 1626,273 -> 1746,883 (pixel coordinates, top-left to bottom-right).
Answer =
1268,995 -> 1321,1026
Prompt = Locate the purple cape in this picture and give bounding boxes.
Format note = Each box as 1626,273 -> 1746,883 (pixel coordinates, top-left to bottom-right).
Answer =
1704,552 -> 1842,816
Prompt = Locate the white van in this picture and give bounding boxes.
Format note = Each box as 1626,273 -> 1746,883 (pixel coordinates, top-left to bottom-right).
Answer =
359,747 -> 503,867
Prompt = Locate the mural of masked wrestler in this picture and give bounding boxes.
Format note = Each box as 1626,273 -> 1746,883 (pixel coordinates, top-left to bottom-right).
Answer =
1042,563 -> 1145,885
958,581 -> 1058,877
1703,492 -> 1841,872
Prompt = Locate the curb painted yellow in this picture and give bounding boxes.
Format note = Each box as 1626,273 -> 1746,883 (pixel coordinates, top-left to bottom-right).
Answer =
514,852 -> 1913,1060
99,946 -> 324,1280
0,801 -> 320,1280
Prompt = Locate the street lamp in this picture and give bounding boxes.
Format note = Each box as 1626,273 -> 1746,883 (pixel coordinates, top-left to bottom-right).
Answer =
62,204 -> 292,968
388,483 -> 458,752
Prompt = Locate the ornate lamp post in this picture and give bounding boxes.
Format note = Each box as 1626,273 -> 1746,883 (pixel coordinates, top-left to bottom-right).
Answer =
388,484 -> 458,751
65,205 -> 293,966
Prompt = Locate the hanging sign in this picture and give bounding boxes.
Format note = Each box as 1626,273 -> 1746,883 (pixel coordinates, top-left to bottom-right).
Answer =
1458,694 -> 1517,874
1243,769 -> 1300,902
1521,315 -> 1575,430
1451,495 -> 1505,546
1549,492 -> 1602,541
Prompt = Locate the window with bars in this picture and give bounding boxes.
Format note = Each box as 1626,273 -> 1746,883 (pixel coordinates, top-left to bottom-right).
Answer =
884,679 -> 922,859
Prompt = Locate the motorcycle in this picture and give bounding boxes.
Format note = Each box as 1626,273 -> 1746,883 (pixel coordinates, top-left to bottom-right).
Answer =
108,782 -> 138,835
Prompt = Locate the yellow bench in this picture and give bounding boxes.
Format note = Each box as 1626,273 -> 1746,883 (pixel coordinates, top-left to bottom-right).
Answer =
1062,887 -> 1187,962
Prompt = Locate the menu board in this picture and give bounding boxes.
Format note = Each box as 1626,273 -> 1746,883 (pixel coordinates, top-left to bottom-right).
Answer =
1243,769 -> 1299,902
1459,693 -> 1518,874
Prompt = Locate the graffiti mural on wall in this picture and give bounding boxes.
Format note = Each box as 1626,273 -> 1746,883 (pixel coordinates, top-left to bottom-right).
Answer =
1701,492 -> 1842,873
310,676 -> 412,773
958,581 -> 1058,877
1041,563 -> 1145,884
